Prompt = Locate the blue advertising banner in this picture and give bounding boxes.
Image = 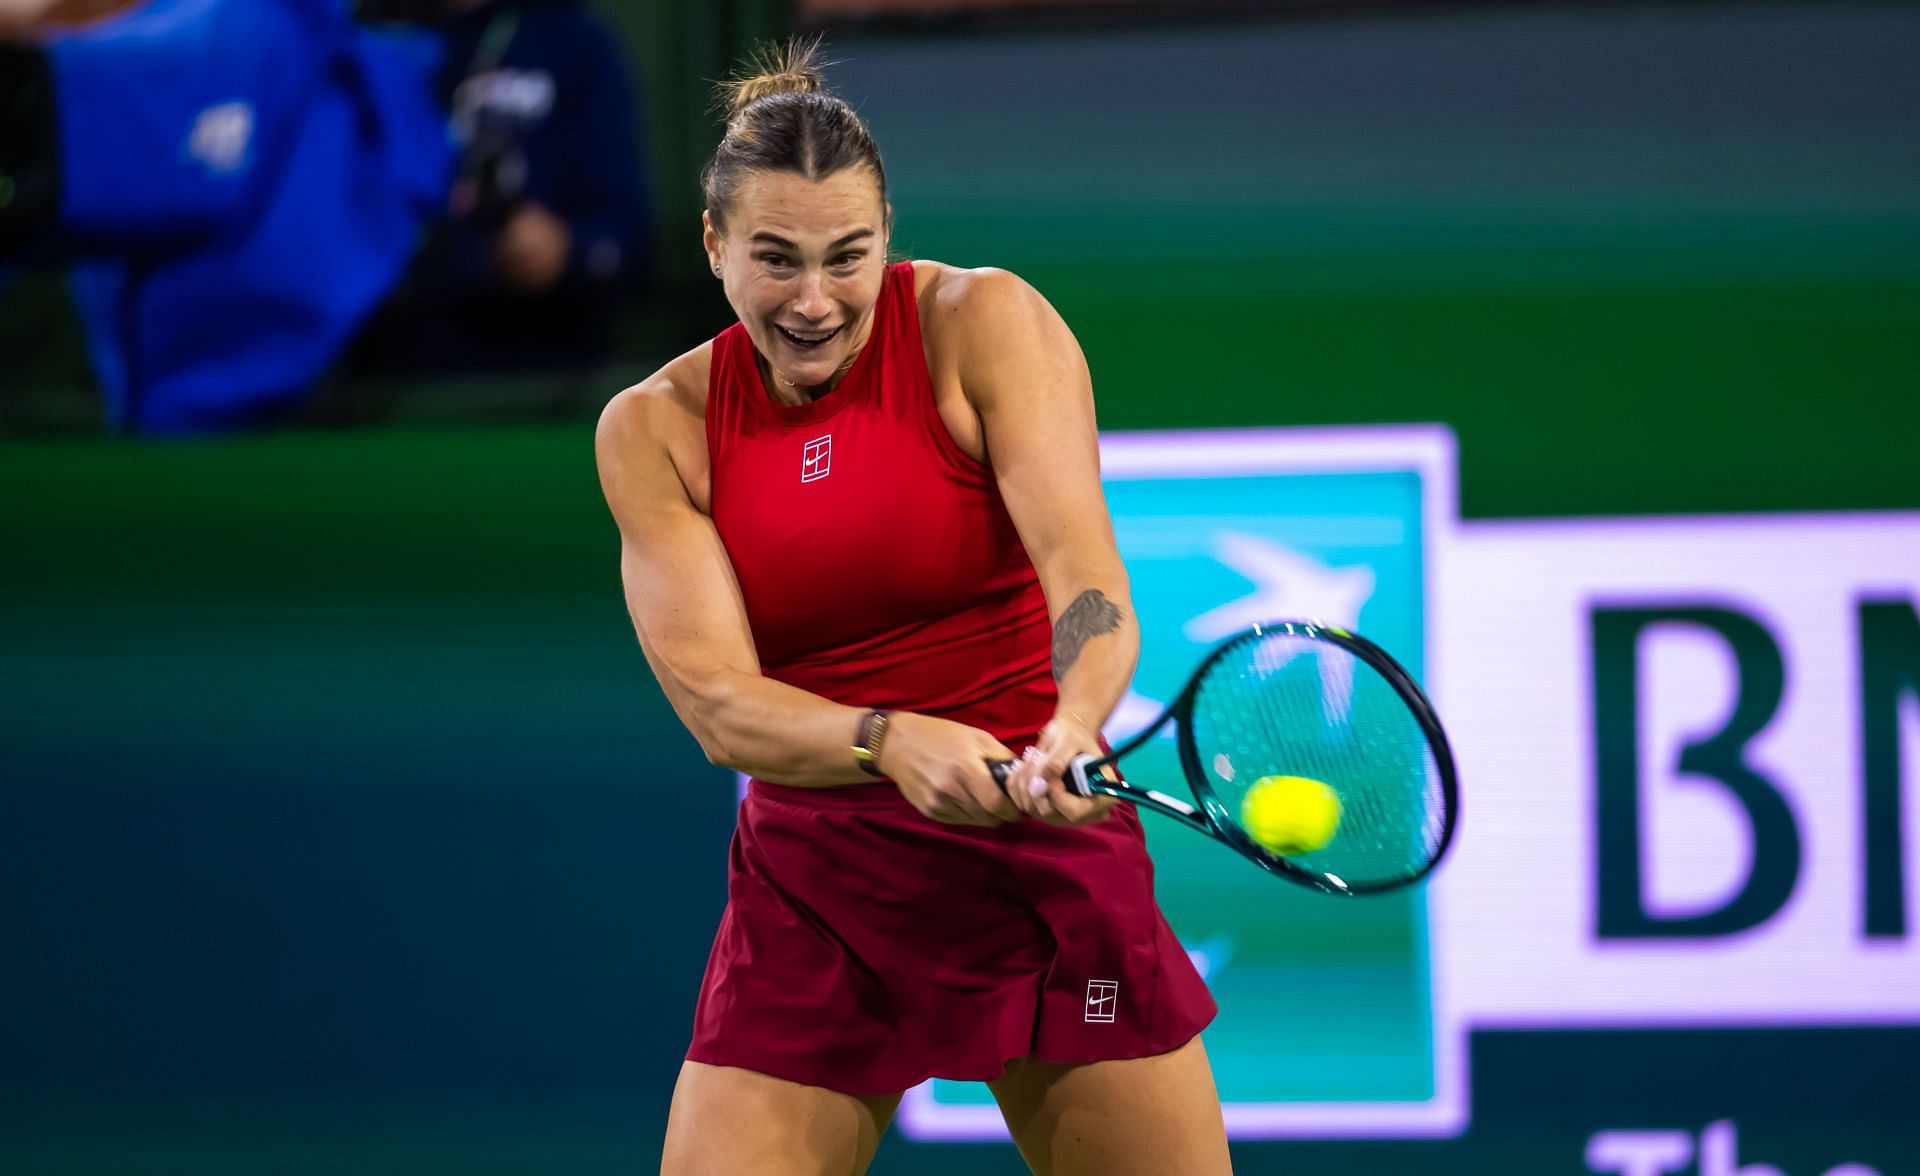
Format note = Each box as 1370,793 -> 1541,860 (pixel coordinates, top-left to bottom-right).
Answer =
902,426 -> 1464,1140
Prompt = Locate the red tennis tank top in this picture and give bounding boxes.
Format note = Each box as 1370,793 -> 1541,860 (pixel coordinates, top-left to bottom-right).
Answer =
705,261 -> 1056,747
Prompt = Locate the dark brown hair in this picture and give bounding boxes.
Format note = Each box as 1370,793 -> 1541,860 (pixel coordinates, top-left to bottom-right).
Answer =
702,37 -> 889,233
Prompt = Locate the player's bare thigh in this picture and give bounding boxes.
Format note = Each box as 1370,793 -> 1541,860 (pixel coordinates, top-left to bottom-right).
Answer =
661,1061 -> 901,1176
987,1036 -> 1232,1176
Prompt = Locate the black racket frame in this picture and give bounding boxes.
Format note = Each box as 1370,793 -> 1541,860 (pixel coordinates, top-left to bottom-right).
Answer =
997,620 -> 1460,896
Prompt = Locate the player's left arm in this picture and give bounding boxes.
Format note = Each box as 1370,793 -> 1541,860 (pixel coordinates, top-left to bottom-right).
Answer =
946,266 -> 1135,824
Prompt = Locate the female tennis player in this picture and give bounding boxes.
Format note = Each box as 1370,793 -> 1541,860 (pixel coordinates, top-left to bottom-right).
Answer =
595,40 -> 1230,1176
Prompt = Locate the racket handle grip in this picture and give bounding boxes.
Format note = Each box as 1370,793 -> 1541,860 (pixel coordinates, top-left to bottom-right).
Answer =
985,755 -> 1099,797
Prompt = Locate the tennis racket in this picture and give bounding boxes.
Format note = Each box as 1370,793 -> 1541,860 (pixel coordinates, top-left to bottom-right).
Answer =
991,620 -> 1458,896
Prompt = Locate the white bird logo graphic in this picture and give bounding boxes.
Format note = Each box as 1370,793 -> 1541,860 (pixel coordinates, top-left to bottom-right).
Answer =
1181,533 -> 1376,726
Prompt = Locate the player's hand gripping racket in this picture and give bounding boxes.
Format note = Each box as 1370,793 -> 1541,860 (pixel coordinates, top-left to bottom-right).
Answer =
992,621 -> 1458,895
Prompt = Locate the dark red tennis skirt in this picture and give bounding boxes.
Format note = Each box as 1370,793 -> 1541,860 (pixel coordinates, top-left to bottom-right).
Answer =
685,776 -> 1217,1097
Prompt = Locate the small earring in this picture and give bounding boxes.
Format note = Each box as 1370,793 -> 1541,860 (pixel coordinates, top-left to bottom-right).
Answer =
712,265 -> 722,277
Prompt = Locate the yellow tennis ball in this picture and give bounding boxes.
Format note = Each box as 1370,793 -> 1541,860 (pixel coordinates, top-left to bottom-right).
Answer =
1241,775 -> 1342,856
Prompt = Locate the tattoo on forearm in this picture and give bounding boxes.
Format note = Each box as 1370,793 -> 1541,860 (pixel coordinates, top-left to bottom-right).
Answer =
1052,590 -> 1123,682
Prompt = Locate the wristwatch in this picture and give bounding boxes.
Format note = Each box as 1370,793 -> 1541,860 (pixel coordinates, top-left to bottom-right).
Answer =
852,710 -> 892,777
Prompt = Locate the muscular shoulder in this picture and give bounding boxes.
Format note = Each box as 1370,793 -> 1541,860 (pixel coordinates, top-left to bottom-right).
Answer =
913,260 -> 1083,414
595,341 -> 714,509
914,260 -> 1053,351
600,340 -> 710,439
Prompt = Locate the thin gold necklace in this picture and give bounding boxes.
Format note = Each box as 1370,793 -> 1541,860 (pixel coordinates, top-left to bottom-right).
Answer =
759,356 -> 805,404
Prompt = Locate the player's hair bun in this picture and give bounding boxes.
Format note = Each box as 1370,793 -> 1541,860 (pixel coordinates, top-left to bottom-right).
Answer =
702,35 -> 888,233
720,36 -> 829,120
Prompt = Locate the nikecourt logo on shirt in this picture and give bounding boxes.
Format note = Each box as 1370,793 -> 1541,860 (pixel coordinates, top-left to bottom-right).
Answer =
1084,979 -> 1119,1023
801,435 -> 832,483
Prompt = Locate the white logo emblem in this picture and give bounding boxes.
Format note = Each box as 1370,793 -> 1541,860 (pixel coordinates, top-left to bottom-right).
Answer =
187,102 -> 255,175
801,435 -> 832,483
1084,979 -> 1119,1023
1182,533 -> 1374,643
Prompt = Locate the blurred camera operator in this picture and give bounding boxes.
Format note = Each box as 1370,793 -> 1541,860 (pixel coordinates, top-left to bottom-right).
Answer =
352,0 -> 651,375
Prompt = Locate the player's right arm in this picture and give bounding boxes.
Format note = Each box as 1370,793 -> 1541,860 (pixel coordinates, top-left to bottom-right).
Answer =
594,367 -> 1018,824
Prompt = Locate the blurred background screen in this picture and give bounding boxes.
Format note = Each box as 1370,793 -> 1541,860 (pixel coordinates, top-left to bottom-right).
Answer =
2,0 -> 1915,1173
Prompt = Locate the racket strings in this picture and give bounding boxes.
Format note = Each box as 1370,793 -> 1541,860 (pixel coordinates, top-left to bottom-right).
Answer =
1190,632 -> 1445,887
